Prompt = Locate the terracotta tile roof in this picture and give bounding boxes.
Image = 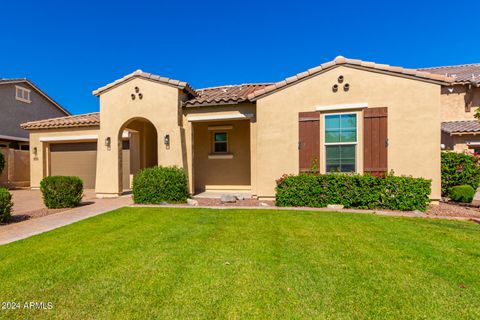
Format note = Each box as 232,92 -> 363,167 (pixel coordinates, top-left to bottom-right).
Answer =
23,57 -> 463,130
21,112 -> 100,130
92,70 -> 196,96
418,64 -> 480,86
247,56 -> 455,101
184,83 -> 273,107
442,120 -> 480,134
0,78 -> 71,115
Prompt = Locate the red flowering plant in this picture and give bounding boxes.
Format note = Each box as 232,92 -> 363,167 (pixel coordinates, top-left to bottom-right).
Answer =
441,151 -> 480,196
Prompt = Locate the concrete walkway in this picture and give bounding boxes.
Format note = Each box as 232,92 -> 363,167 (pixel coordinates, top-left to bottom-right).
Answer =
0,195 -> 132,245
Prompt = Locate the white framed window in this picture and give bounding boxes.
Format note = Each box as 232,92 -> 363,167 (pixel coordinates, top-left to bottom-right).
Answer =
15,85 -> 31,103
213,132 -> 228,153
324,113 -> 357,172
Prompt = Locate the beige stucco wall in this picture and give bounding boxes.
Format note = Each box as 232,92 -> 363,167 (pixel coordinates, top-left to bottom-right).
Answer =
255,66 -> 442,200
28,127 -> 100,188
95,78 -> 186,196
192,120 -> 251,192
443,133 -> 480,152
440,85 -> 480,121
0,148 -> 29,188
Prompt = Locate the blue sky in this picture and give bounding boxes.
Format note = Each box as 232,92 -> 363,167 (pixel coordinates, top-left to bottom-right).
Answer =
1,0 -> 478,115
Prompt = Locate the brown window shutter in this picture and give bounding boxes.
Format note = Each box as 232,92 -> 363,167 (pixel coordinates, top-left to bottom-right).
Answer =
363,107 -> 388,177
298,111 -> 320,173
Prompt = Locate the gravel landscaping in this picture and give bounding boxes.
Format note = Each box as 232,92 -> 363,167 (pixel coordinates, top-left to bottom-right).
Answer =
194,197 -> 275,207
8,208 -> 68,223
427,202 -> 480,219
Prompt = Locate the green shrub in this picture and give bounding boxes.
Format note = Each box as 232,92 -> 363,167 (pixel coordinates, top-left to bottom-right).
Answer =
449,185 -> 475,203
40,176 -> 83,209
275,173 -> 431,211
441,151 -> 480,196
0,151 -> 4,175
133,166 -> 189,204
0,188 -> 13,223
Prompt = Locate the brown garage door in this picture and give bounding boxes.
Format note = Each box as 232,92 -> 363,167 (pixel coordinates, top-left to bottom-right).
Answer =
50,142 -> 97,188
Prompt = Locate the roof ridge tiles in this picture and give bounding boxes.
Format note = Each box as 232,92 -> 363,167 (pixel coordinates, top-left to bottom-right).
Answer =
418,63 -> 480,70
196,83 -> 274,91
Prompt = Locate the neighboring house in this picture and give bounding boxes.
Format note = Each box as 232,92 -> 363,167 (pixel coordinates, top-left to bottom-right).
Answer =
21,56 -> 453,201
0,78 -> 70,149
419,64 -> 480,153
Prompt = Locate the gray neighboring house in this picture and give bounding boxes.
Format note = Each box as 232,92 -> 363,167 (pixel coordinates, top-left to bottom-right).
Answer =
0,78 -> 70,149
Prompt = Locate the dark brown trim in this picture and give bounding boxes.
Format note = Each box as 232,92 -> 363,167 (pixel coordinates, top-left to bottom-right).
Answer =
364,107 -> 388,175
298,111 -> 320,173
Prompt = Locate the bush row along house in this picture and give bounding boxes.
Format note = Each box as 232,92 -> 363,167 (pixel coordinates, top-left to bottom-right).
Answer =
19,57 -> 480,201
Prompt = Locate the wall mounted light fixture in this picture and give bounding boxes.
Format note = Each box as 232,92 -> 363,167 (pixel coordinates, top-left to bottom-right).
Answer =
105,137 -> 111,147
164,134 -> 170,146
33,147 -> 38,156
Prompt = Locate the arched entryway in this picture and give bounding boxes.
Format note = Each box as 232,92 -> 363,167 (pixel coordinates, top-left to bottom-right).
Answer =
118,118 -> 158,192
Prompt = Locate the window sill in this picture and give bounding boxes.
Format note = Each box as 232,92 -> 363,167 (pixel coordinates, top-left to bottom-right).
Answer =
16,98 -> 31,103
208,153 -> 234,159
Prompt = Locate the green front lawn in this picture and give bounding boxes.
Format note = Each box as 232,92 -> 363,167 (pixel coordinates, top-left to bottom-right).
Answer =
0,208 -> 479,319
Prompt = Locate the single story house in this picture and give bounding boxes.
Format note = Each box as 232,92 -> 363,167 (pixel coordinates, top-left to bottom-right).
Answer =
419,64 -> 480,153
21,56 -> 454,201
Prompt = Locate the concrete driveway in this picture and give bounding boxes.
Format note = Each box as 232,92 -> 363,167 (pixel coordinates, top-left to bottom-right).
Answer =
10,189 -> 97,215
1,189 -> 132,245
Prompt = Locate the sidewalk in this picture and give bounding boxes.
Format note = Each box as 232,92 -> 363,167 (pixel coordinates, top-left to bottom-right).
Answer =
0,196 -> 132,245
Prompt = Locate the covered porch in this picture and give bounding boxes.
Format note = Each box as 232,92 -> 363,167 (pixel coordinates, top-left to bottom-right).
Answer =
188,112 -> 256,198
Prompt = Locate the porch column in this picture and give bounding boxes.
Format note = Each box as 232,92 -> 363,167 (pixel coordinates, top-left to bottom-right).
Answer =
185,121 -> 195,194
95,131 -> 122,198
250,118 -> 257,197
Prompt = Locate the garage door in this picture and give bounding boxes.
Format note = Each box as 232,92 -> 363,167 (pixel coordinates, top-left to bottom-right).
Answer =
50,142 -> 97,188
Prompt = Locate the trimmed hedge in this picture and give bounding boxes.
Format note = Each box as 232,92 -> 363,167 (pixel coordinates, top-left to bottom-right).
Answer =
0,151 -> 4,175
132,166 -> 189,204
449,185 -> 475,203
0,188 -> 13,223
275,173 -> 432,211
441,151 -> 480,197
40,176 -> 83,209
